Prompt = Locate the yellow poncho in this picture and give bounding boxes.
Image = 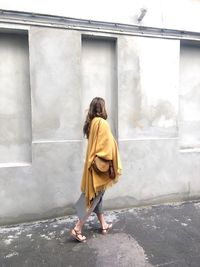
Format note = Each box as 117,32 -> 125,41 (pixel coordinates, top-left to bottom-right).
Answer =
81,117 -> 122,208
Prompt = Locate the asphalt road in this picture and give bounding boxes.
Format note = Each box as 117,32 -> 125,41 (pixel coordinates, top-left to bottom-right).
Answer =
1,201 -> 200,267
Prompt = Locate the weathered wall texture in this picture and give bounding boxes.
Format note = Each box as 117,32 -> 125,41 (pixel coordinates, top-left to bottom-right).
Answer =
106,35 -> 200,210
81,38 -> 117,136
0,29 -> 84,225
0,16 -> 200,225
0,33 -> 32,165
179,42 -> 200,150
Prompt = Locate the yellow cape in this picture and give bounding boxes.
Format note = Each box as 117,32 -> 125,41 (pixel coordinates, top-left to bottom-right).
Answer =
81,117 -> 122,208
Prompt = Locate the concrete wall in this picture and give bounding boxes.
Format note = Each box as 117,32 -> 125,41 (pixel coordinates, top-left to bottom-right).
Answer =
179,42 -> 200,150
105,35 -> 200,209
0,9 -> 200,225
81,37 -> 117,136
0,28 -> 83,225
0,33 -> 32,165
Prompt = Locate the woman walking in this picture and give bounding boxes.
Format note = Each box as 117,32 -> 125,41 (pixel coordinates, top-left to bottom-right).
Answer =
71,97 -> 122,242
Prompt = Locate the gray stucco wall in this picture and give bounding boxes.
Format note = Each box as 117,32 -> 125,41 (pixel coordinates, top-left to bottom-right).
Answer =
179,43 -> 200,150
0,23 -> 200,225
0,33 -> 32,165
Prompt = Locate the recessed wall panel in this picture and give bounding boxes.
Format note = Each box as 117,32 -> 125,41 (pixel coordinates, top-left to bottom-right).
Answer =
179,43 -> 200,149
118,36 -> 179,140
0,33 -> 31,164
81,37 -> 117,136
29,28 -> 82,141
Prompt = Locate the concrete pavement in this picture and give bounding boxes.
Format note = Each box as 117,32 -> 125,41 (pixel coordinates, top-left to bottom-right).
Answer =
1,201 -> 200,267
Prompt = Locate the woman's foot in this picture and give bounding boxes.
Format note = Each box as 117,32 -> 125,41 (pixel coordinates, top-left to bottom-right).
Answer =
70,228 -> 86,242
102,223 -> 113,234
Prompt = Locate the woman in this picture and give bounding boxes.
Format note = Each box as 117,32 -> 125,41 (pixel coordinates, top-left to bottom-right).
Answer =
71,97 -> 122,242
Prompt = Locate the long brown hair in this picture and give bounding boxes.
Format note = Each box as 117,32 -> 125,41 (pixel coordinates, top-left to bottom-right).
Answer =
83,97 -> 107,138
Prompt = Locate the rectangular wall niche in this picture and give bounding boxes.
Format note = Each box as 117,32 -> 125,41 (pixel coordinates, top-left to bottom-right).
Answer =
0,32 -> 32,165
179,41 -> 200,150
81,36 -> 117,137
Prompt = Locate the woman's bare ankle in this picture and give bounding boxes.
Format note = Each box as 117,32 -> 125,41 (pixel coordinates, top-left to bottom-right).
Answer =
101,222 -> 108,229
74,221 -> 82,232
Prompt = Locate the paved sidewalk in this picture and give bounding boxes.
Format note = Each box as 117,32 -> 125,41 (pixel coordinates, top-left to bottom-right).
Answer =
1,201 -> 200,267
